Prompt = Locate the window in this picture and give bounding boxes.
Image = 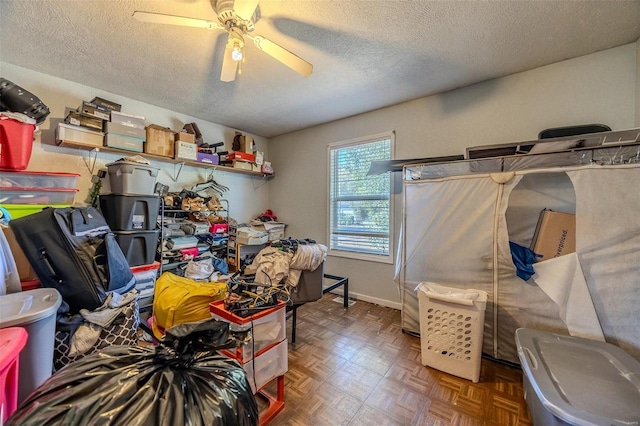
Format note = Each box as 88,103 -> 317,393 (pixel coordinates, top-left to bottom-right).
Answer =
328,131 -> 394,263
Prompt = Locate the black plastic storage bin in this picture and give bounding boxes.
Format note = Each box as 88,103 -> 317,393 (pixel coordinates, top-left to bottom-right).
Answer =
99,194 -> 160,231
113,230 -> 160,267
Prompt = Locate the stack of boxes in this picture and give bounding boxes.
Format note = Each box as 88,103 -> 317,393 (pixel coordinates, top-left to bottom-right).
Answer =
104,111 -> 146,152
174,131 -> 197,161
1,171 -> 81,291
98,160 -> 161,307
53,98 -> 275,174
57,97 -> 123,149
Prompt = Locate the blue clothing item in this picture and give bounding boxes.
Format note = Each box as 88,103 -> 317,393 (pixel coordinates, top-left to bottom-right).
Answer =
509,241 -> 542,281
0,206 -> 12,226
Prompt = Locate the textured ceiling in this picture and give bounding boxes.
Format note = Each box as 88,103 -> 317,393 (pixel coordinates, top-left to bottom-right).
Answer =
1,0 -> 639,138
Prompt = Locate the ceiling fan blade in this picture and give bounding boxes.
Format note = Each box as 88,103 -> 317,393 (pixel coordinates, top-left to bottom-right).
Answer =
133,11 -> 222,30
250,35 -> 313,77
220,43 -> 239,82
233,0 -> 259,21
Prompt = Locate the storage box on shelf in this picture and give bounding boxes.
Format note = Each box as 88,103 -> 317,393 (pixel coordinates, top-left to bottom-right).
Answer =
175,131 -> 195,143
104,134 -> 144,152
196,152 -> 219,165
175,140 -> 197,161
145,125 -> 175,158
64,111 -> 103,131
56,123 -> 104,148
55,139 -> 273,178
78,101 -> 110,120
110,111 -> 145,129
104,122 -> 146,139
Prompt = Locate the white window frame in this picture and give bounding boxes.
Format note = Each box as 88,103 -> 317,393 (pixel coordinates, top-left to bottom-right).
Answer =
326,131 -> 395,264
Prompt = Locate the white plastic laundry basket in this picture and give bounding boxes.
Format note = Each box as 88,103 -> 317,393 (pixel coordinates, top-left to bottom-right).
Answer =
416,282 -> 488,383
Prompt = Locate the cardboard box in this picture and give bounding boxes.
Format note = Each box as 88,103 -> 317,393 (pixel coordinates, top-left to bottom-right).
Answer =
196,152 -> 219,165
531,209 -> 576,261
175,140 -> 197,161
145,124 -> 175,157
105,121 -> 146,139
104,133 -> 144,152
239,135 -> 255,153
110,111 -> 146,129
232,160 -> 252,171
56,123 -> 104,147
90,96 -> 121,112
64,110 -> 104,131
78,101 -> 110,120
228,151 -> 255,162
175,131 -> 195,143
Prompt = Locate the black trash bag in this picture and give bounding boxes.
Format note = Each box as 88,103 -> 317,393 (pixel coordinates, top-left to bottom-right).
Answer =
8,318 -> 259,426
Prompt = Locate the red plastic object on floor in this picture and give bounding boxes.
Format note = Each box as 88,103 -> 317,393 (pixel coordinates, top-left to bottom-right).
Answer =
0,327 -> 28,423
20,280 -> 41,291
0,115 -> 35,171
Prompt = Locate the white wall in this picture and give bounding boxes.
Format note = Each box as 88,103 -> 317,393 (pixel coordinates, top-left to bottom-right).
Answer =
0,62 -> 269,224
268,43 -> 638,309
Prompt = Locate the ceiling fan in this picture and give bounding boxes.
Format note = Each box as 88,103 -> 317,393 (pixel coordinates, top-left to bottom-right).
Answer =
133,0 -> 313,82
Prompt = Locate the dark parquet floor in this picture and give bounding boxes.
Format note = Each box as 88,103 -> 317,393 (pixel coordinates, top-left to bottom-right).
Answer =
262,293 -> 532,426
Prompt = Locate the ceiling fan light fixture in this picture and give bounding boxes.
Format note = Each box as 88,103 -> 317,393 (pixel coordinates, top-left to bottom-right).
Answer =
231,44 -> 243,61
135,0 -> 313,81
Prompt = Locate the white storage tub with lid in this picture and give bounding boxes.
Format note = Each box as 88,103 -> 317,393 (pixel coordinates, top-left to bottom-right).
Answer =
0,288 -> 62,404
515,328 -> 640,426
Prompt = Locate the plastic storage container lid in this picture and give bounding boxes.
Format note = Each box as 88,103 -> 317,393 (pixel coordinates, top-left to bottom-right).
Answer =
0,288 -> 62,327
0,327 -> 28,367
515,328 -> 640,426
106,160 -> 159,172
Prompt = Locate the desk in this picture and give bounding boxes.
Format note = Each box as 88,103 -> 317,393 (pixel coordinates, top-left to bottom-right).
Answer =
288,273 -> 349,343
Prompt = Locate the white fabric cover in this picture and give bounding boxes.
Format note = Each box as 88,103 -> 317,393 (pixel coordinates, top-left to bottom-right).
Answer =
399,164 -> 640,364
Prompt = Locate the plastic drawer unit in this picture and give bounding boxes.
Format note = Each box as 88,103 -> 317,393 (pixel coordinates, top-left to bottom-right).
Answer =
242,339 -> 288,394
515,328 -> 640,426
209,301 -> 286,363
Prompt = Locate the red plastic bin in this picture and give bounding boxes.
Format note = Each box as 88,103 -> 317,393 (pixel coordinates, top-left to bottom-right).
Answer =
0,115 -> 35,171
0,327 -> 28,423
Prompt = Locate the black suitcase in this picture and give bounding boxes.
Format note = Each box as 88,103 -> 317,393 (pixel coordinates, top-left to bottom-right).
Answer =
9,206 -> 135,313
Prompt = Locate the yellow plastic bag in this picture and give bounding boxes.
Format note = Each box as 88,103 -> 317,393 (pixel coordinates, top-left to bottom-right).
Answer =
152,272 -> 227,338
